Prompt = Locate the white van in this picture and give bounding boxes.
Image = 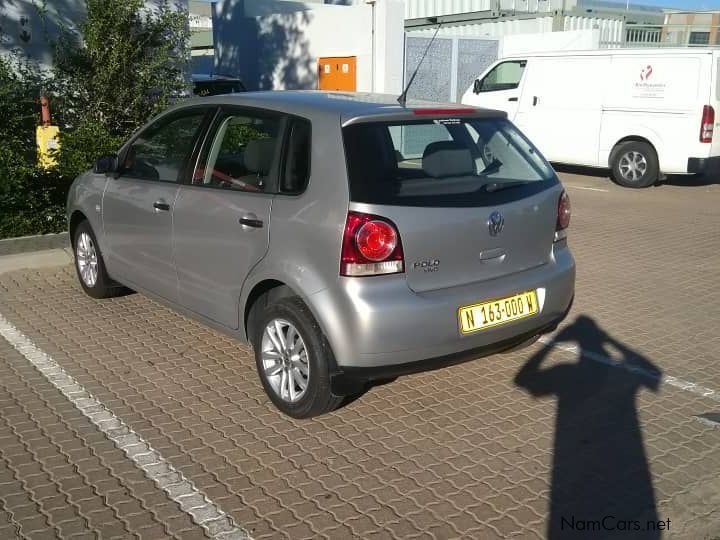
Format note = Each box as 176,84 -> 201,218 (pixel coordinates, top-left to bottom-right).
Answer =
461,48 -> 720,187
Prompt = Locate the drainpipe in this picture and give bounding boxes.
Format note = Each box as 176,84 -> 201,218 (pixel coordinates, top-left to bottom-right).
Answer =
367,0 -> 376,93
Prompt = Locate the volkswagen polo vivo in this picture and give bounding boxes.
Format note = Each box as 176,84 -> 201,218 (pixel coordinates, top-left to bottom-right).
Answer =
67,91 -> 575,418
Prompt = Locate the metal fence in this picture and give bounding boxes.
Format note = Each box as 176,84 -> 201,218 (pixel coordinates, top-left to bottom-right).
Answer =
603,24 -> 720,48
404,36 -> 499,103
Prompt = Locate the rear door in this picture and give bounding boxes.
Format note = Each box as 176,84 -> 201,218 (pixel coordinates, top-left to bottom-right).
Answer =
172,107 -> 286,328
343,116 -> 560,294
102,107 -> 210,300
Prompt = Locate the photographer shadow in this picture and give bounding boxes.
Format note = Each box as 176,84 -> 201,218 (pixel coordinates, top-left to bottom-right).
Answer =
515,316 -> 663,539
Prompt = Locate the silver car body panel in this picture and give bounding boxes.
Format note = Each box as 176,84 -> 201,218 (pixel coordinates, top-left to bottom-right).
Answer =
67,91 -> 575,373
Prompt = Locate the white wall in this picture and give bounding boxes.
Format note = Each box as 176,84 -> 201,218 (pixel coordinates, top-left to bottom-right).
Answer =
500,29 -> 601,57
213,0 -> 404,93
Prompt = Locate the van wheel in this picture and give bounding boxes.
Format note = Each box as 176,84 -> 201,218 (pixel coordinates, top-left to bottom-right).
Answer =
73,220 -> 125,299
251,297 -> 343,419
610,141 -> 659,188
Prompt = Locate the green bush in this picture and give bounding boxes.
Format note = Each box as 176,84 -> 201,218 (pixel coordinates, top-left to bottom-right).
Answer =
0,0 -> 189,239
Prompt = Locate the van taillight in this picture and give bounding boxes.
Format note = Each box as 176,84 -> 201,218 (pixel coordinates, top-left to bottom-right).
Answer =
700,105 -> 715,143
341,212 -> 404,277
555,190 -> 571,242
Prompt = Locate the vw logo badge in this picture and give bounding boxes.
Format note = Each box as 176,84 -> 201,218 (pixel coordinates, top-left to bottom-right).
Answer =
487,211 -> 504,236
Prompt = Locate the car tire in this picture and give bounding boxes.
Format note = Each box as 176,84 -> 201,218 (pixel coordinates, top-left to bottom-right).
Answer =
73,220 -> 124,299
610,141 -> 659,188
252,296 -> 343,419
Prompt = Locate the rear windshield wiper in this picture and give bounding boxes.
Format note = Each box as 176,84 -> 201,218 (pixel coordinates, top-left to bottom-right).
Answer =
482,180 -> 532,193
479,158 -> 502,176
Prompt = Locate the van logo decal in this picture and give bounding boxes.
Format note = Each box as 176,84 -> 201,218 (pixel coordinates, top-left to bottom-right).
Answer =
488,211 -> 505,237
640,65 -> 653,81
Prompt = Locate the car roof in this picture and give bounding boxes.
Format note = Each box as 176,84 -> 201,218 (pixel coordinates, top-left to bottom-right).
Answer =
183,90 -> 506,125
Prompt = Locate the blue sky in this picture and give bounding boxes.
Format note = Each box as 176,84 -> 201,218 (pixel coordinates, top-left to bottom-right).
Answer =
602,0 -> 720,7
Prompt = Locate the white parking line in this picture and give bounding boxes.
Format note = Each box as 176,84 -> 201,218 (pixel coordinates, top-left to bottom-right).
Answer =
0,312 -> 251,540
538,336 -> 720,404
566,185 -> 609,193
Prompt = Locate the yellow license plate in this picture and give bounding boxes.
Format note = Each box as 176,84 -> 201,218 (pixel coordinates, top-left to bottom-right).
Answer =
459,291 -> 539,334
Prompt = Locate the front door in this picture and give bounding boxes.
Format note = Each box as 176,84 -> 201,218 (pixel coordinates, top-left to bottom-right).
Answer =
173,108 -> 285,328
102,108 -> 210,301
462,59 -> 527,118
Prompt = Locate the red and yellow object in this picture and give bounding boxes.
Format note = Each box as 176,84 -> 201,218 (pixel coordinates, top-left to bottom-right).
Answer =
36,96 -> 60,169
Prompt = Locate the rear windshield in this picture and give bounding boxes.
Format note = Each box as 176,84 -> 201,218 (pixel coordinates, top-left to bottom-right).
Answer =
343,117 -> 556,207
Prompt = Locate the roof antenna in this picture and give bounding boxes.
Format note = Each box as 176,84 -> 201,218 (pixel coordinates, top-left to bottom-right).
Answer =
398,16 -> 443,107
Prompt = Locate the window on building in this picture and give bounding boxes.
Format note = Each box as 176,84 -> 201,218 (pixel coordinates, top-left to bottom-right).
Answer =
689,32 -> 710,45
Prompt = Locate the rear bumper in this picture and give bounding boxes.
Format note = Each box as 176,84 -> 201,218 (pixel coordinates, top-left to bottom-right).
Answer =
330,300 -> 572,396
309,244 -> 575,386
688,156 -> 720,175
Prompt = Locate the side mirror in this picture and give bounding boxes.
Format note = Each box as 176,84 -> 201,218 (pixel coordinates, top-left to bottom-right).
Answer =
94,154 -> 118,175
473,79 -> 482,94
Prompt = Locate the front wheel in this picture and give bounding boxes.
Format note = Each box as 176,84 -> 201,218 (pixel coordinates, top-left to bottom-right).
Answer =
252,297 -> 343,419
73,221 -> 124,299
610,141 -> 659,188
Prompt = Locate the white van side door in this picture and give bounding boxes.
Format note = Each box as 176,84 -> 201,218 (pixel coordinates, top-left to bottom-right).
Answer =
514,55 -> 609,166
461,60 -> 527,118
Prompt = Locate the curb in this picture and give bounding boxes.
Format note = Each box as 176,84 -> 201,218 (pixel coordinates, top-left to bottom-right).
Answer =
0,232 -> 70,256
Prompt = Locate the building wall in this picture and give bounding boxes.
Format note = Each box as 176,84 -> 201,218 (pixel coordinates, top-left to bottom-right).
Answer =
0,0 -> 189,70
212,0 -> 404,93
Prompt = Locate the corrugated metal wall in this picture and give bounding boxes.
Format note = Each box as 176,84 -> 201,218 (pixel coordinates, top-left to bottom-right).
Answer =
407,17 -> 555,38
564,15 -> 623,46
405,0 -> 576,19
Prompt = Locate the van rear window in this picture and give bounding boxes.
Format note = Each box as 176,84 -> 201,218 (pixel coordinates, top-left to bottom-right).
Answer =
343,118 -> 555,207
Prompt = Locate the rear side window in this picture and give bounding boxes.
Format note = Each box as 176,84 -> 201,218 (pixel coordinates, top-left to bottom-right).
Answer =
343,117 -> 555,207
195,113 -> 282,192
281,119 -> 311,194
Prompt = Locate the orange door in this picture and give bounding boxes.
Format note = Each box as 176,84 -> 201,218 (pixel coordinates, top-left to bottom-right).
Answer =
318,57 -> 357,91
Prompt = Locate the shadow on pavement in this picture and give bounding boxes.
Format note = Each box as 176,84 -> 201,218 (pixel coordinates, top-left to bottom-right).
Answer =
515,315 -> 665,539
552,163 -> 719,188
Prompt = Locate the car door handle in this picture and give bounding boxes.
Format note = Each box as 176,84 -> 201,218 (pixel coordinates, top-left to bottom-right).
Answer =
508,97 -> 518,102
153,201 -> 171,212
239,217 -> 264,228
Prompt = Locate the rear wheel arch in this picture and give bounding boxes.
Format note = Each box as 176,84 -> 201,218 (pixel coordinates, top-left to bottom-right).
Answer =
243,280 -> 295,341
608,135 -> 658,167
242,279 -> 339,367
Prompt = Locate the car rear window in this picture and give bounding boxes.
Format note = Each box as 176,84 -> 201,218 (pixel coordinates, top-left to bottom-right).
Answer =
343,117 -> 556,207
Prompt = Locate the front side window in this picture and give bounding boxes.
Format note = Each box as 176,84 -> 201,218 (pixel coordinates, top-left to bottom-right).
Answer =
479,61 -> 526,93
343,117 -> 555,207
195,113 -> 282,192
121,110 -> 207,182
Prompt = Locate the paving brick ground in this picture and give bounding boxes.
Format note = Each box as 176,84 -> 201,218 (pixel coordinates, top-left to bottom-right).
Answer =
0,172 -> 719,539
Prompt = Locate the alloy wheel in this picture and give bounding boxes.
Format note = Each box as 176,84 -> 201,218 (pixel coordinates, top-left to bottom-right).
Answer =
76,232 -> 99,287
261,318 -> 310,403
618,151 -> 648,183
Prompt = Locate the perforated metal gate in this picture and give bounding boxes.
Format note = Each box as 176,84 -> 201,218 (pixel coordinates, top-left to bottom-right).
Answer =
404,36 -> 499,103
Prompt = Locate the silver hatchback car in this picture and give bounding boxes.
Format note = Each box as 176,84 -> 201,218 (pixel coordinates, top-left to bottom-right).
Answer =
67,91 -> 575,418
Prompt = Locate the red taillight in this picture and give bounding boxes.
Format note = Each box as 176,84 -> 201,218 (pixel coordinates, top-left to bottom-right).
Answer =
556,190 -> 571,240
341,212 -> 404,277
700,105 -> 715,143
